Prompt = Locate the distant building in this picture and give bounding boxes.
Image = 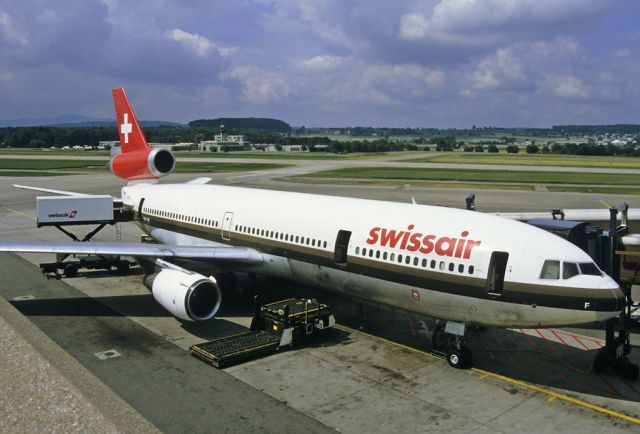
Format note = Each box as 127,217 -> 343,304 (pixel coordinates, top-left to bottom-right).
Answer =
199,125 -> 251,151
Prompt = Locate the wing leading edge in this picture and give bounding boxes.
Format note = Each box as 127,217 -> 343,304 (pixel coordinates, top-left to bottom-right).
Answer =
0,241 -> 263,265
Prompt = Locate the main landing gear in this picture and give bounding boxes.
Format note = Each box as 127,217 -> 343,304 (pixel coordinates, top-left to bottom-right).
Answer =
432,321 -> 473,369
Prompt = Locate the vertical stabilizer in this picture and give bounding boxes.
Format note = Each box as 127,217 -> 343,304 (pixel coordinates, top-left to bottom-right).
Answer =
112,87 -> 149,153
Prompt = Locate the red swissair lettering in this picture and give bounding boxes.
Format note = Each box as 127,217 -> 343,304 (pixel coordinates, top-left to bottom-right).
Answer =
366,225 -> 481,260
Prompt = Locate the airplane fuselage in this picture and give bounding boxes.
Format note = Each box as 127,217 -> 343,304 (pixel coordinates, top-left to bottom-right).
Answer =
122,182 -> 624,329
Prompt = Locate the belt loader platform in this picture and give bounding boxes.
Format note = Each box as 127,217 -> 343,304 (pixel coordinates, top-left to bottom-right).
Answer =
190,298 -> 335,368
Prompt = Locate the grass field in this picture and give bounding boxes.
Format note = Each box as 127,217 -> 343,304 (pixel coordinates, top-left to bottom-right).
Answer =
0,159 -> 107,170
0,148 -> 111,157
0,148 -> 402,160
407,153 -> 640,169
174,162 -> 291,173
173,151 -> 392,160
0,158 -> 291,174
300,167 -> 640,186
0,170 -> 69,177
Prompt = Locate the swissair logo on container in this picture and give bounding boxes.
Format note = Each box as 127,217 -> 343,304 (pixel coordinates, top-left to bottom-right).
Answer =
366,225 -> 482,259
47,210 -> 78,219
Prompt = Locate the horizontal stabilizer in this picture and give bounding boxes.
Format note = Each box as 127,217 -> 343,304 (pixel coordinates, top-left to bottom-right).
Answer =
13,184 -> 94,197
185,177 -> 212,185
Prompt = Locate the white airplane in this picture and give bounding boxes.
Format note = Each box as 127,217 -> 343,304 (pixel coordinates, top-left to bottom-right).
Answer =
0,88 -> 627,369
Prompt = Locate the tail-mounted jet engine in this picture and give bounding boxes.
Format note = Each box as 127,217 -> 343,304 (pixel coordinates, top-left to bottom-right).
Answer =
144,269 -> 221,321
109,146 -> 176,181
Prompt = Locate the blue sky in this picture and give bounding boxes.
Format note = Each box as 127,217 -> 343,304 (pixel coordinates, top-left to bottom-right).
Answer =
0,0 -> 638,127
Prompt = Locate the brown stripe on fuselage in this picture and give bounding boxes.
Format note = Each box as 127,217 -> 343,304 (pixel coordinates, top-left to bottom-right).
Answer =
143,214 -> 615,312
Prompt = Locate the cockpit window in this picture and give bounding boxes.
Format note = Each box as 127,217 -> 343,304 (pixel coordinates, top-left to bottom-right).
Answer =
579,262 -> 602,276
540,260 -> 560,279
563,262 -> 579,279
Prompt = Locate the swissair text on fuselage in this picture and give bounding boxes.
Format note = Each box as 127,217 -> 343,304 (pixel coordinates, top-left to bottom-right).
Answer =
366,225 -> 482,260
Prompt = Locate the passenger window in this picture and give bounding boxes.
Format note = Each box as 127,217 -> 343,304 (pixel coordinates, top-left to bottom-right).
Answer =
376,250 -> 380,259
383,252 -> 388,260
356,247 -> 360,255
563,262 -> 579,279
449,263 -> 454,272
431,260 -> 436,269
405,256 -> 410,265
363,248 -> 367,256
458,264 -> 464,273
422,258 -> 427,267
368,250 -> 373,258
390,253 -> 395,261
439,261 -> 445,270
469,265 -> 474,274
413,257 -> 418,266
398,254 -> 403,263
540,260 -> 560,279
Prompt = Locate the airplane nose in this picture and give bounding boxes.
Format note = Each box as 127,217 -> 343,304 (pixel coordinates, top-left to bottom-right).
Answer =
610,286 -> 624,312
596,277 -> 625,313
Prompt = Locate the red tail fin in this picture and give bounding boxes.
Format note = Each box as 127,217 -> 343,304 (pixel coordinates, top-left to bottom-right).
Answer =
112,87 -> 149,153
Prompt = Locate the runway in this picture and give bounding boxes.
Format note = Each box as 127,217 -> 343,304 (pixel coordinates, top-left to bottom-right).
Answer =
1,165 -> 640,433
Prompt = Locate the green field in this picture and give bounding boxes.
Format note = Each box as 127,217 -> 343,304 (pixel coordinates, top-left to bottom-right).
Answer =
546,186 -> 640,194
0,159 -> 107,170
300,167 -> 640,186
0,148 -> 111,157
174,162 -> 291,173
174,151 -> 373,160
0,170 -> 69,177
407,153 -> 640,169
0,158 -> 291,174
0,148 -> 403,160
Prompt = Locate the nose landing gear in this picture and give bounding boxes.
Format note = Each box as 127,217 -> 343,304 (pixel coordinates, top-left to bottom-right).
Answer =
432,321 -> 473,369
593,283 -> 639,381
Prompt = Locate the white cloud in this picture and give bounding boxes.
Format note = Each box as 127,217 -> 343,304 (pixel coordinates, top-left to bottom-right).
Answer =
398,0 -> 604,46
612,48 -> 630,57
548,76 -> 589,99
168,28 -> 224,57
230,66 -> 291,104
471,47 -> 525,90
0,10 -> 28,47
298,55 -> 346,71
399,13 -> 429,41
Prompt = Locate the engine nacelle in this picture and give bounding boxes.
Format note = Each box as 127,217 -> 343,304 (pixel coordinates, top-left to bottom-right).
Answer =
144,269 -> 221,321
109,147 -> 175,181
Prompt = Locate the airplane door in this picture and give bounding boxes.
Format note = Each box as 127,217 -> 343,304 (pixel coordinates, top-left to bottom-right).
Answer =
137,198 -> 145,219
334,230 -> 352,265
222,212 -> 234,240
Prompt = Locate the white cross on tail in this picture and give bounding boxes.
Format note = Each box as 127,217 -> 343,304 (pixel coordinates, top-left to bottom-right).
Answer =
120,113 -> 132,144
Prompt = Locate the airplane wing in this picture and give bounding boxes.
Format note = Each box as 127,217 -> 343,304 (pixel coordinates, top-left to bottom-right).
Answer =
488,208 -> 640,222
0,241 -> 263,265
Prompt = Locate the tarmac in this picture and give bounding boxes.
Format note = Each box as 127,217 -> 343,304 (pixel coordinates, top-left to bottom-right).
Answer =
1,156 -> 640,433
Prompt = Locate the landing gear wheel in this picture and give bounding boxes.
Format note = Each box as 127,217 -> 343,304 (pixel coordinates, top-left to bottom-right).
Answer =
115,260 -> 130,275
447,345 -> 471,369
63,263 -> 78,278
620,362 -> 639,381
432,326 -> 447,352
593,351 -> 608,372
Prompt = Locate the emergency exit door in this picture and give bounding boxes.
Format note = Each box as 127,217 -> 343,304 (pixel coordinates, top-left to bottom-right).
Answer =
222,212 -> 234,240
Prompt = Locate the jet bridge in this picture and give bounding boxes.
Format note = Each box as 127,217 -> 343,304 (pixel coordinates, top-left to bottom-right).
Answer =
527,204 -> 639,380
